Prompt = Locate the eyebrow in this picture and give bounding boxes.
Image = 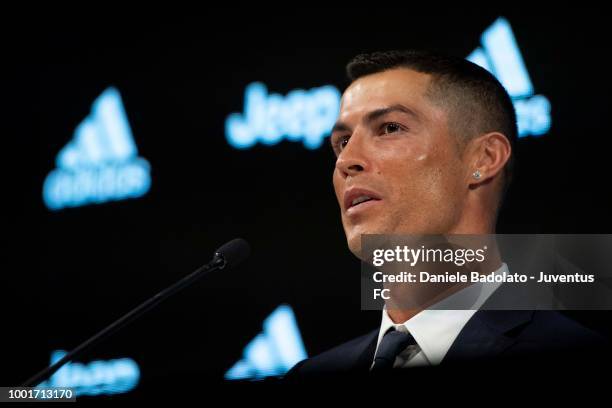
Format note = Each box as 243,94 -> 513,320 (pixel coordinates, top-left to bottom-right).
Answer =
330,104 -> 421,135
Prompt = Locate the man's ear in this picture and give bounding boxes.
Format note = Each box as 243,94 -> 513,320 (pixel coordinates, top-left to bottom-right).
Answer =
466,132 -> 511,187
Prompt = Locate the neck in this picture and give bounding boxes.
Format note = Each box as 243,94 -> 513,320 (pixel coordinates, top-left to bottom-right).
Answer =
387,308 -> 420,324
385,226 -> 502,325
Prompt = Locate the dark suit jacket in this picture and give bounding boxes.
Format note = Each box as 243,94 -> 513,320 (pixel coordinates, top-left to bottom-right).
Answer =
287,310 -> 607,376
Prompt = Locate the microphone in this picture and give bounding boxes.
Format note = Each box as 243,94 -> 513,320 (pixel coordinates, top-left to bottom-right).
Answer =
22,238 -> 251,387
215,237 -> 250,269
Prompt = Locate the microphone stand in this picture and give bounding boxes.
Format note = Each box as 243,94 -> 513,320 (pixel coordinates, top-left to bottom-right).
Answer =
23,256 -> 226,387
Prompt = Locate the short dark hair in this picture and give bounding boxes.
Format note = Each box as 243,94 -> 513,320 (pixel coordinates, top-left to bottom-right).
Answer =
346,49 -> 517,195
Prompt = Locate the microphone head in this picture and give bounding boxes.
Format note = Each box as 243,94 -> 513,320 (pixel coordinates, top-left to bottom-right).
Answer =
214,238 -> 251,269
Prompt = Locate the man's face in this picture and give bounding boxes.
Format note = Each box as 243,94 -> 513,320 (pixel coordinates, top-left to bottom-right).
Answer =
332,68 -> 469,258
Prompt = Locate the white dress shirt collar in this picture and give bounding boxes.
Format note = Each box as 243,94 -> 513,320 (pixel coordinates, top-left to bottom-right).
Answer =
374,263 -> 507,366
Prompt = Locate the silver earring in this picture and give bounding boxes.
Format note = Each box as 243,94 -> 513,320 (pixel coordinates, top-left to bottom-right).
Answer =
473,170 -> 482,180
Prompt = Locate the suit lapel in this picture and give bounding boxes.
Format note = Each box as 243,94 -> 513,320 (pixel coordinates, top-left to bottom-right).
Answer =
347,329 -> 379,371
444,310 -> 533,362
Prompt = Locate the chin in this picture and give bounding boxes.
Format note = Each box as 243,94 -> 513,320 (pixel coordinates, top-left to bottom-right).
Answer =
344,238 -> 359,259
344,218 -> 394,259
341,228 -> 359,259
345,226 -> 377,261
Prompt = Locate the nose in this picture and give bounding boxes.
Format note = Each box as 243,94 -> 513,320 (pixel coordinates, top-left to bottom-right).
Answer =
335,132 -> 368,179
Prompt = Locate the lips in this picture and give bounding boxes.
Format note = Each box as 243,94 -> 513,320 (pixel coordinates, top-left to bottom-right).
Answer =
343,188 -> 382,213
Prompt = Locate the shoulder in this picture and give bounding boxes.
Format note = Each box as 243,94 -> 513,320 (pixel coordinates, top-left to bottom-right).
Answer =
285,329 -> 378,377
523,310 -> 607,347
475,309 -> 607,351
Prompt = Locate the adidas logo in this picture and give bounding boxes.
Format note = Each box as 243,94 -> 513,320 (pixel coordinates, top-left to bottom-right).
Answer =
43,87 -> 151,210
37,350 -> 140,396
225,304 -> 308,380
467,17 -> 552,137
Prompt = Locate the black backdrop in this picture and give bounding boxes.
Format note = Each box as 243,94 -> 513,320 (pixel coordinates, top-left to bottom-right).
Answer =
11,10 -> 612,399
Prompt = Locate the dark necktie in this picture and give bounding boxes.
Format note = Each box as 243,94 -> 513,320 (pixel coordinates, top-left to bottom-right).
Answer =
371,329 -> 416,371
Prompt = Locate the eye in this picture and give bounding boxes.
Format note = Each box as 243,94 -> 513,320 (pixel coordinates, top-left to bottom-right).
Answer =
381,122 -> 403,134
333,135 -> 350,155
340,135 -> 350,148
